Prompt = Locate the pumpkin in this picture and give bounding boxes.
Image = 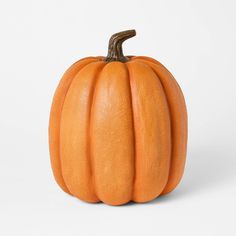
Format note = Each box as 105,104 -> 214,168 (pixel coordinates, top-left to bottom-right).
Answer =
49,30 -> 187,206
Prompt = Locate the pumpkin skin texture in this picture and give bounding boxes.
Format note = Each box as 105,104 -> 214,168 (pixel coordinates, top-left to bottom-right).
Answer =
49,31 -> 187,205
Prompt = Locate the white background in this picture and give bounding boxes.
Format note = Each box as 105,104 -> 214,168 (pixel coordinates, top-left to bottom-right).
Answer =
0,0 -> 236,235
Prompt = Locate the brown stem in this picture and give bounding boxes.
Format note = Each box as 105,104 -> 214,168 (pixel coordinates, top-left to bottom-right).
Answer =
104,29 -> 136,62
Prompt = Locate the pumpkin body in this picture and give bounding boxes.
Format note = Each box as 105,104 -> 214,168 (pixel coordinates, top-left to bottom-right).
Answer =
49,55 -> 187,205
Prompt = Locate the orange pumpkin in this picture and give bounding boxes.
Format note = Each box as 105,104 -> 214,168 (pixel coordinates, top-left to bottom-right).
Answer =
49,30 -> 187,205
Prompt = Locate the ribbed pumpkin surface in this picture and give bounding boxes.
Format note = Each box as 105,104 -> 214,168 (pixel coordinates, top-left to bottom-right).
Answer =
49,56 -> 187,205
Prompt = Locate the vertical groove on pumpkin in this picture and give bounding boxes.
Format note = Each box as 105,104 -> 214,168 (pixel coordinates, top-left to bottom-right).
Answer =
87,62 -> 106,201
125,63 -> 137,201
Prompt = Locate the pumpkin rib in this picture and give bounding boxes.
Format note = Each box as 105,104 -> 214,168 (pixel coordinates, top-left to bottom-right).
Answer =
124,62 -> 137,201
146,64 -> 173,194
87,61 -> 107,202
150,63 -> 187,195
127,60 -> 171,202
132,56 -> 163,66
58,59 -> 99,195
59,61 -> 105,202
90,62 -> 135,205
144,64 -> 173,187
134,58 -> 187,194
49,58 -> 98,194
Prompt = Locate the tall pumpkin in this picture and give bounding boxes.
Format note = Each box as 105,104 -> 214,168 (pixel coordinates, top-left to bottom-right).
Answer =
49,30 -> 187,206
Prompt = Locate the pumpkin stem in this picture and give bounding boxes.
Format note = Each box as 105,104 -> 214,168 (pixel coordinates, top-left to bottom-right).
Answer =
104,29 -> 136,63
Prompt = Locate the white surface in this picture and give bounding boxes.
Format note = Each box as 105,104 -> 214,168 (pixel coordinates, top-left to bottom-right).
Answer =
0,0 -> 236,235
